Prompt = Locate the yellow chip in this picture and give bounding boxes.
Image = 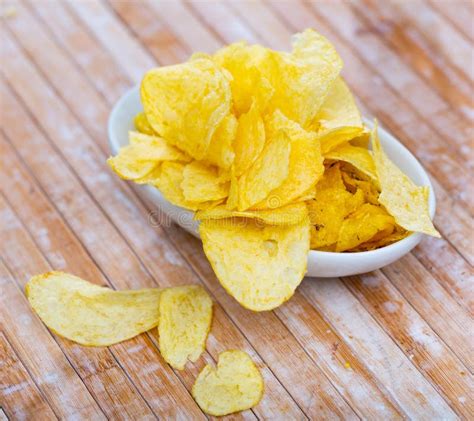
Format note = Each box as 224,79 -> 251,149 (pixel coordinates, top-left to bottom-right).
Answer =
157,162 -> 221,211
325,143 -> 378,182
308,164 -> 364,249
199,217 -> 309,311
192,350 -> 264,416
354,227 -> 410,251
26,271 -> 162,346
141,58 -> 232,160
236,130 -> 291,211
213,42 -> 274,115
341,169 -> 380,205
181,161 -> 229,202
336,203 -> 396,252
205,113 -> 237,170
195,202 -> 308,226
313,77 -> 364,154
253,110 -> 323,209
158,285 -> 213,370
371,124 -> 440,237
233,100 -> 266,176
134,112 -> 156,135
107,131 -> 189,180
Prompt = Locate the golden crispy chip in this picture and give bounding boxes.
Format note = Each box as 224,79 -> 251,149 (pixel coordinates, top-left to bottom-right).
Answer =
26,271 -> 162,346
325,143 -> 378,182
134,112 -> 156,135
233,100 -> 266,176
213,42 -> 274,115
349,130 -> 370,148
182,161 -> 229,202
195,202 -> 308,226
253,110 -> 323,209
308,164 -> 364,249
353,227 -> 410,251
141,58 -> 232,160
371,124 -> 440,237
313,77 -> 364,154
336,203 -> 396,252
192,350 -> 264,416
205,113 -> 237,170
157,162 -> 221,211
107,131 -> 189,180
199,217 -> 309,311
158,285 -> 213,370
236,130 -> 291,211
341,169 -> 380,205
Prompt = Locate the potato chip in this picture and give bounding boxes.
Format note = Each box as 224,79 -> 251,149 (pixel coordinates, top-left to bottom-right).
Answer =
157,162 -> 221,211
371,124 -> 440,237
192,350 -> 264,416
336,203 -> 396,252
341,169 -> 380,205
158,285 -> 213,370
195,202 -> 308,226
236,130 -> 291,211
141,58 -> 232,160
181,161 -> 229,202
107,131 -> 189,180
253,110 -> 323,209
134,112 -> 156,135
214,42 -> 274,115
354,227 -> 410,251
313,77 -> 364,154
308,164 -> 364,249
233,100 -> 266,176
199,217 -> 309,311
349,130 -> 370,148
26,271 -> 162,346
205,113 -> 237,169
325,143 -> 378,182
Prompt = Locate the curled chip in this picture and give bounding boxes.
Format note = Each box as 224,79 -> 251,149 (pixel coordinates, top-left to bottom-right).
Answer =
371,123 -> 440,237
158,285 -> 213,370
195,202 -> 308,226
26,272 -> 162,346
325,143 -> 378,183
308,164 -> 364,249
141,57 -> 232,160
233,100 -> 266,176
336,203 -> 396,252
205,113 -> 237,170
192,350 -> 264,416
107,131 -> 189,180
181,161 -> 229,202
199,216 -> 309,311
157,162 -> 223,211
313,77 -> 364,154
253,110 -> 323,209
236,130 -> 291,211
134,112 -> 156,135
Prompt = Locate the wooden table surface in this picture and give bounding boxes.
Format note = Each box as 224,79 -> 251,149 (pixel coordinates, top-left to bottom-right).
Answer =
1,0 -> 473,419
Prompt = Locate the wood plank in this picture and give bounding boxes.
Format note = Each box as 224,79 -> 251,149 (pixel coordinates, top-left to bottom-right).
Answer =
0,19 -> 304,419
300,278 -> 457,418
267,0 -> 474,265
389,0 -> 473,84
0,198 -> 106,421
26,0 -> 130,104
429,0 -> 474,42
0,329 -> 57,420
343,273 -> 473,417
355,0 -> 474,122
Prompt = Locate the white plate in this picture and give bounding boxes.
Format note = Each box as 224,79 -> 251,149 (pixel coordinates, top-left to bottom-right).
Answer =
108,86 -> 436,278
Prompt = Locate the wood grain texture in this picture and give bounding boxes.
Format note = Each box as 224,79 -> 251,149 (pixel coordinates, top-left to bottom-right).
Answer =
0,0 -> 472,419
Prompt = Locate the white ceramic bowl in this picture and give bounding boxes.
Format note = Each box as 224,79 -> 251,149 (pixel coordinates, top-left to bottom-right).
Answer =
108,86 -> 436,278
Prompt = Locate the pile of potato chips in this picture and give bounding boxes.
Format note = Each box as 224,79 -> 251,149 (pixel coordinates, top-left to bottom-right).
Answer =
108,29 -> 439,311
27,272 -> 264,416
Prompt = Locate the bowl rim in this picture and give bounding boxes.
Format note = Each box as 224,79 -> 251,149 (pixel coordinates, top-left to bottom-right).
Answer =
108,85 -> 436,260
